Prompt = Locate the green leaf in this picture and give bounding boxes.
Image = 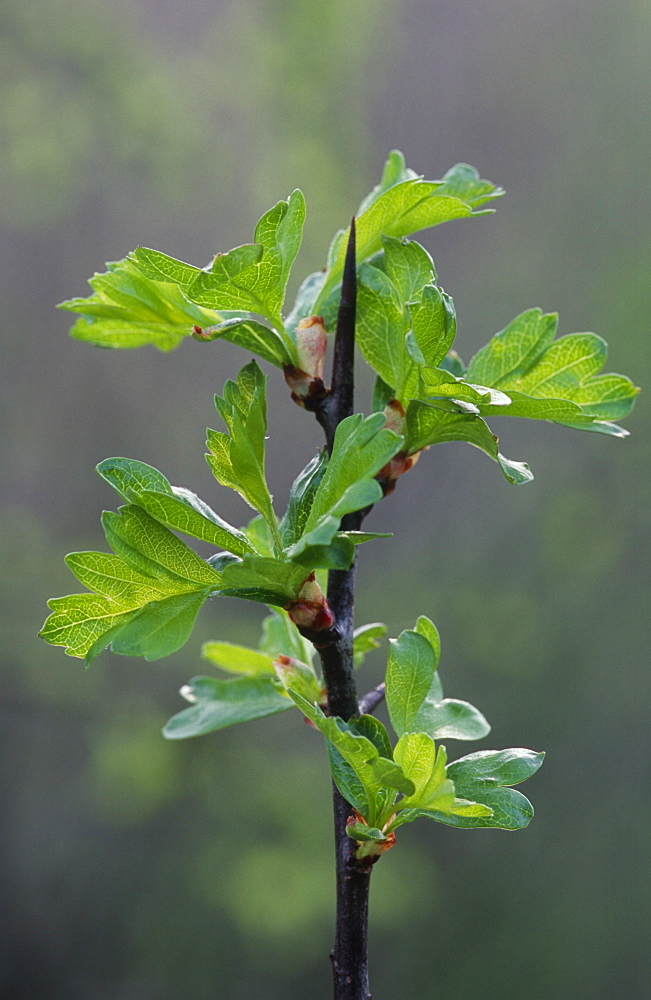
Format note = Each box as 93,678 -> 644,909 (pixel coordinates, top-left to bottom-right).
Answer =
316,156 -> 500,310
101,505 -> 222,587
404,401 -> 534,486
382,235 -> 437,304
192,317 -> 292,368
39,505 -> 221,664
413,615 -> 441,665
280,450 -> 329,547
385,629 -> 437,737
219,555 -> 307,604
356,150 -> 419,215
96,457 -> 254,557
101,591 -> 208,660
413,695 -> 491,741
345,822 -> 387,842
302,412 -> 403,534
206,361 -> 280,544
353,622 -> 387,667
355,263 -> 410,394
201,641 -> 276,676
184,191 -> 305,332
408,284 -> 457,369
465,309 -> 638,431
60,256 -> 223,351
393,735 -> 455,812
289,691 -> 415,824
435,163 -> 504,207
163,676 -> 291,739
441,748 -> 545,829
129,246 -> 203,286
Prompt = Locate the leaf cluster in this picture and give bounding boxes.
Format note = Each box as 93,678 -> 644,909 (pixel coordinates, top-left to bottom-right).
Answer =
40,360 -> 402,663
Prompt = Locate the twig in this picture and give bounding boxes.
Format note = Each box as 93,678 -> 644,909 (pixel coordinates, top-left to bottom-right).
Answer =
358,682 -> 386,717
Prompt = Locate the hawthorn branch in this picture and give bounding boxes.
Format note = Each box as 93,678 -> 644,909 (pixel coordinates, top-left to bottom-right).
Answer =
310,220 -> 373,1000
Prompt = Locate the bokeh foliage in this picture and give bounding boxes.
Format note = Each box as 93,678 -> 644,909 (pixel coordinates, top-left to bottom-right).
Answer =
1,0 -> 648,998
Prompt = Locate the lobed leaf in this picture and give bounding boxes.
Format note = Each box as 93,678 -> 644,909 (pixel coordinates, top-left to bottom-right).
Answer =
184,191 -> 305,334
404,401 -> 534,485
40,508 -> 220,664
385,629 -> 438,737
465,309 -> 638,432
97,457 -> 254,557
60,256 -> 222,352
206,361 -> 279,541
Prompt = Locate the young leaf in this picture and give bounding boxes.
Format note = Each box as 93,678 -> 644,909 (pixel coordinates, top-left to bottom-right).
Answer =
408,284 -> 457,369
353,622 -> 387,667
184,191 -> 306,333
201,641 -> 276,676
280,450 -> 329,547
465,309 -> 638,432
316,156 -> 501,309
60,256 -> 223,351
441,748 -> 545,829
355,262 -> 409,393
206,361 -> 280,544
260,609 -> 314,665
96,457 -> 255,557
218,554 -> 308,605
163,675 -> 291,739
301,412 -> 403,534
385,629 -> 437,737
288,690 -> 415,825
393,735 -> 455,813
101,505 -> 222,587
192,317 -> 292,368
404,401 -> 534,485
382,235 -> 437,305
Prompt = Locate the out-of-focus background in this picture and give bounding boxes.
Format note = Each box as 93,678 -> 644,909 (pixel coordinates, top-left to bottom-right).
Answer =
1,1 -> 649,997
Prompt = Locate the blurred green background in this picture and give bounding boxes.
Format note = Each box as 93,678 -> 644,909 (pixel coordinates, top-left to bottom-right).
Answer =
1,0 -> 649,997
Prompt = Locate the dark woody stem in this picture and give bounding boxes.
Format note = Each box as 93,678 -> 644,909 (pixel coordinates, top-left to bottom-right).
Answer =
312,221 -> 374,1000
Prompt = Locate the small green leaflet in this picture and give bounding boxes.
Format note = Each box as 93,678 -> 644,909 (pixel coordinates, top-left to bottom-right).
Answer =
180,190 -> 305,336
201,640 -> 276,676
465,309 -> 638,434
59,256 -> 224,352
443,748 -> 545,829
206,361 -> 280,544
392,735 -> 455,813
353,622 -> 387,667
39,505 -> 221,663
163,676 -> 292,739
315,152 -> 501,310
288,690 -> 415,826
385,618 -> 490,741
301,413 -> 403,534
382,235 -> 437,304
260,609 -> 314,665
404,400 -> 534,485
96,457 -> 254,557
385,628 -> 439,737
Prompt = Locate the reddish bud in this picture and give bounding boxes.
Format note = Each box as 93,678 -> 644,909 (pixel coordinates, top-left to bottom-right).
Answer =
283,316 -> 329,408
285,572 -> 335,632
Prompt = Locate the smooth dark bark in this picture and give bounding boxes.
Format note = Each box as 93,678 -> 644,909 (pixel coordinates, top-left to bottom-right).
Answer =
312,221 -> 374,1000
